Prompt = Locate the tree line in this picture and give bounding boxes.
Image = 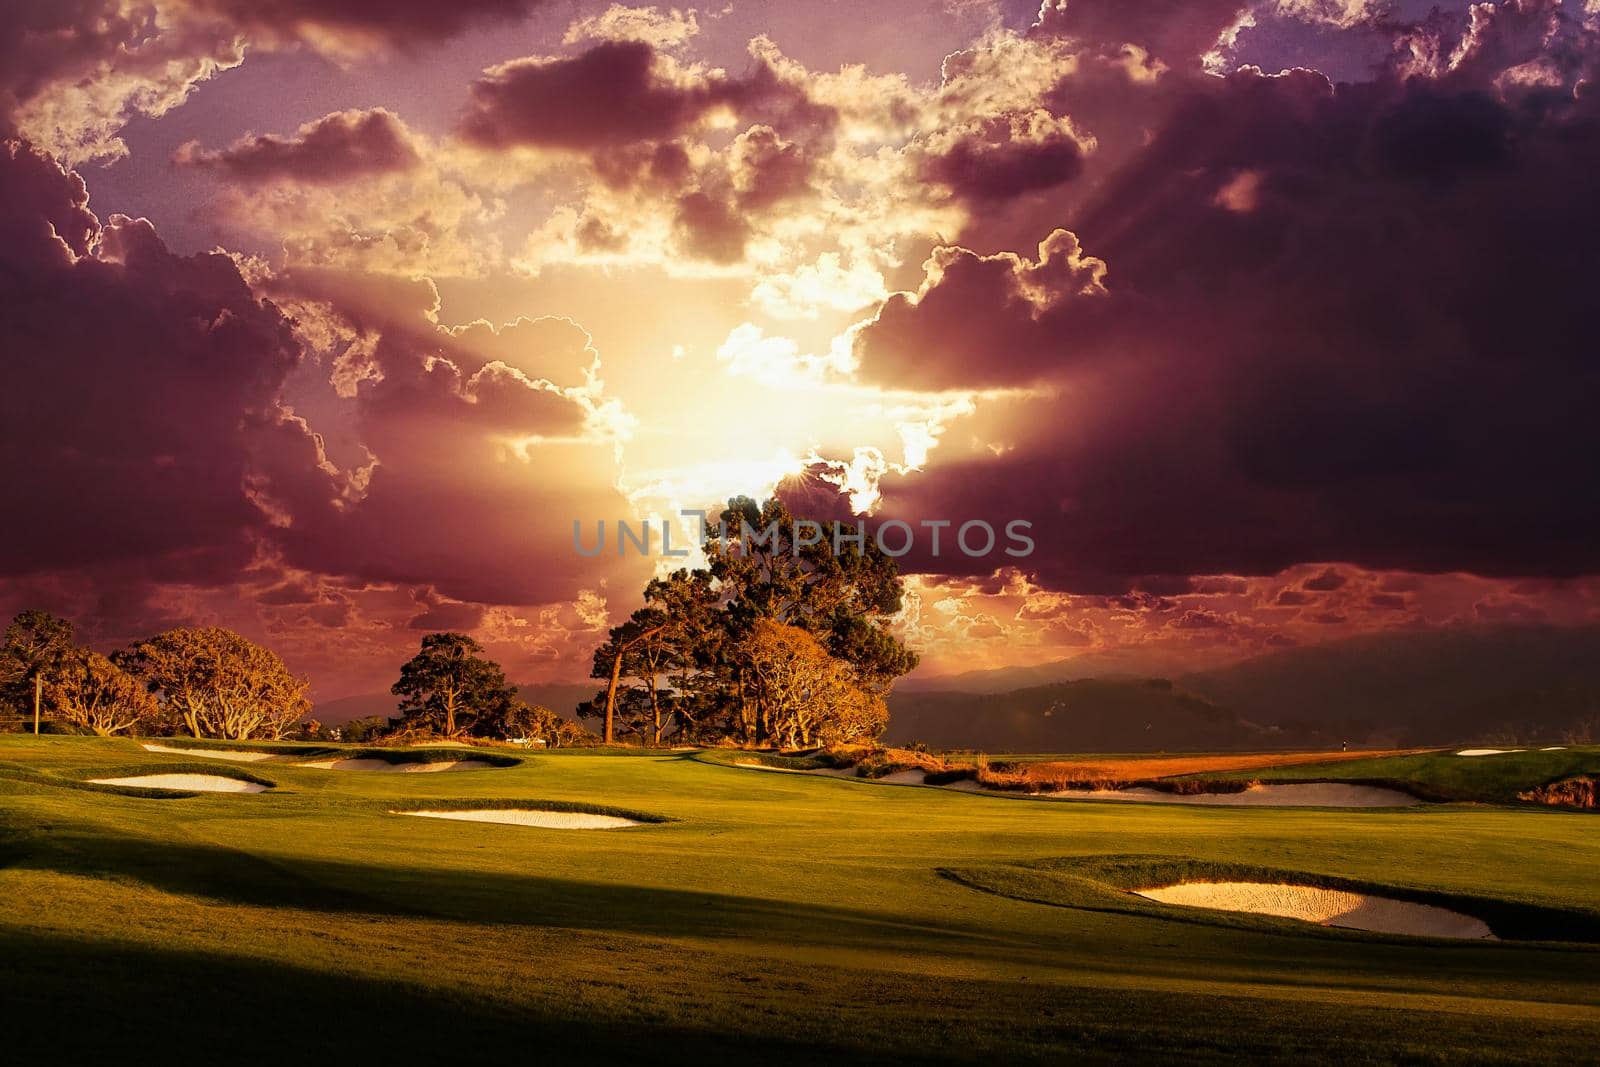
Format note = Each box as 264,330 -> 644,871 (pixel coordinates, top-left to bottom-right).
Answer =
0,611 -> 310,739
1,497 -> 920,750
0,612 -> 591,746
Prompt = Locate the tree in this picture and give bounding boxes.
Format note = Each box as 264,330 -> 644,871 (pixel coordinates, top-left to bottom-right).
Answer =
737,620 -> 887,748
293,718 -> 330,742
1,610 -> 77,722
705,497 -> 918,692
391,633 -> 514,737
120,627 -> 311,740
580,496 -> 919,747
340,715 -> 390,743
499,698 -> 597,748
45,649 -> 159,736
589,609 -> 674,744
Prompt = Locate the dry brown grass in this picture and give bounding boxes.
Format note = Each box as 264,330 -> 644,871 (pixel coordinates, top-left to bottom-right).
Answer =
853,746 -> 958,779
1517,776 -> 1597,809
979,749 -> 1428,792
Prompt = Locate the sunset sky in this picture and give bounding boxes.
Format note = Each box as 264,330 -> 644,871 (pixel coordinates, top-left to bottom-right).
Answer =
4,0 -> 1599,699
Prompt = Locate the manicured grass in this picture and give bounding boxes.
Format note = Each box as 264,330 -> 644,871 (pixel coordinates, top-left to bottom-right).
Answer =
1,735 -> 1597,1064
134,736 -> 526,766
1202,746 -> 1600,803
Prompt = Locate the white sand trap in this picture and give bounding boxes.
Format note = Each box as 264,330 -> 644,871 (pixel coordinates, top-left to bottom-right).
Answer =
878,769 -> 928,785
141,743 -> 278,762
91,773 -> 266,793
297,758 -> 494,772
1137,882 -> 1494,939
1541,746 -> 1567,751
948,781 -> 1419,807
396,809 -> 640,829
1457,748 -> 1525,756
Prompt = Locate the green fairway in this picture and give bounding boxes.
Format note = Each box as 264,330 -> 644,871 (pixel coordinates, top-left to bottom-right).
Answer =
2,736 -> 1597,1064
1215,747 -> 1600,804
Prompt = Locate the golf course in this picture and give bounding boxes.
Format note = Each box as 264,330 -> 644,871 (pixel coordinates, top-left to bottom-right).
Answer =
2,736 -> 1596,1064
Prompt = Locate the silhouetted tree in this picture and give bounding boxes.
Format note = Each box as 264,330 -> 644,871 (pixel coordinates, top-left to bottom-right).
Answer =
706,497 -> 917,692
583,496 -> 916,747
1,610 -> 77,720
392,632 -> 514,737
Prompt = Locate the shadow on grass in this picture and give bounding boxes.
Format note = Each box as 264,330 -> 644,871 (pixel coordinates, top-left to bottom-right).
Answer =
2,826 -> 1021,954
7,924 -> 1600,1065
0,929 -> 870,1066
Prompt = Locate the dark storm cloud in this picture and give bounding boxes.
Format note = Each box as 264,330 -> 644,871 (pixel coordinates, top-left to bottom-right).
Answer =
0,139 -> 98,268
851,2 -> 1600,592
183,0 -> 548,47
457,39 -> 836,152
458,40 -> 737,151
0,135 -> 645,611
255,274 -> 652,605
855,230 -> 1108,389
920,110 -> 1090,202
673,191 -> 752,263
729,125 -> 813,209
175,108 -> 422,184
1033,0 -> 1252,66
0,138 -> 332,583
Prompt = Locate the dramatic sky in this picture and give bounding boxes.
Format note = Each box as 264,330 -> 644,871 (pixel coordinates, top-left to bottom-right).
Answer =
4,0 -> 1600,698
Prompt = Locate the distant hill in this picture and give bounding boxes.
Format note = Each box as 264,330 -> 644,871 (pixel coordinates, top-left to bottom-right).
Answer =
1181,624 -> 1600,746
886,624 -> 1600,752
312,682 -> 596,725
897,648 -> 1201,694
884,678 -> 1283,751
311,691 -> 396,726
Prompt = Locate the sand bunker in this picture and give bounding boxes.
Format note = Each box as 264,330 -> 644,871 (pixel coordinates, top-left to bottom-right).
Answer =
1457,748 -> 1525,756
396,809 -> 640,829
297,758 -> 494,772
91,773 -> 267,793
1541,746 -> 1567,751
1136,881 -> 1494,939
141,743 -> 278,762
731,761 -> 1416,806
946,780 -> 1419,807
